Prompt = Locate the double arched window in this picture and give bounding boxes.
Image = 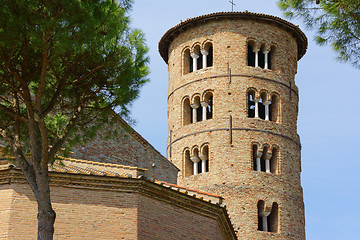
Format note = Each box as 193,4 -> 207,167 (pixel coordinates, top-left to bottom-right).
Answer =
182,91 -> 213,126
183,145 -> 210,177
247,89 -> 279,122
257,200 -> 278,233
247,40 -> 275,70
183,41 -> 213,74
252,144 -> 278,174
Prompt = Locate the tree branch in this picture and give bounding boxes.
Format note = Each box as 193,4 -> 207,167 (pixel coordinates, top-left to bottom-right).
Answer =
48,108 -> 82,161
35,29 -> 50,112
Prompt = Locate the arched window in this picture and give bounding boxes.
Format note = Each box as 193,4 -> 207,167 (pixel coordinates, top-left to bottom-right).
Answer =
184,149 -> 192,177
270,147 -> 278,174
258,201 -> 278,233
203,42 -> 213,68
183,48 -> 191,74
191,45 -> 201,72
247,90 -> 256,118
247,41 -> 256,67
252,144 -> 260,171
247,40 -> 274,70
257,200 -> 266,231
182,97 -> 191,126
190,96 -> 201,124
190,147 -> 201,175
253,145 -> 277,173
270,94 -> 279,122
259,92 -> 267,120
258,44 -> 266,69
202,91 -> 213,121
199,145 -> 209,173
268,203 -> 279,233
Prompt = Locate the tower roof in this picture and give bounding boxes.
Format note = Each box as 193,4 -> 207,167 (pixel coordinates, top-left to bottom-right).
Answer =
159,11 -> 308,63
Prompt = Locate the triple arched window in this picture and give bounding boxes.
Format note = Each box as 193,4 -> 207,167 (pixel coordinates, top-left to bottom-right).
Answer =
183,41 -> 213,74
247,89 -> 279,122
252,144 -> 278,173
183,91 -> 213,126
247,40 -> 275,70
257,200 -> 278,233
183,145 -> 209,177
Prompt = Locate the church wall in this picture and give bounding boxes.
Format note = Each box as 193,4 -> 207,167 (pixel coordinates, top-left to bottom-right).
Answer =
70,119 -> 178,184
5,184 -> 139,239
0,175 -> 236,239
137,195 -> 224,240
0,186 -> 13,239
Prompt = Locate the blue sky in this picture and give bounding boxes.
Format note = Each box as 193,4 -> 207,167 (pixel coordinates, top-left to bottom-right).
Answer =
128,1 -> 360,239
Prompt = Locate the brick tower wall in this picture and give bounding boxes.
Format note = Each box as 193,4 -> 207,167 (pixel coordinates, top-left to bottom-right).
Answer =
161,12 -> 306,239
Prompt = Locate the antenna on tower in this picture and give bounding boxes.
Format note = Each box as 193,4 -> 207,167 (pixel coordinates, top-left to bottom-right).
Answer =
229,0 -> 236,12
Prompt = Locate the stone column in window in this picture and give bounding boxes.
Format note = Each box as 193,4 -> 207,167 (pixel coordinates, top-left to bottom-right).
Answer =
191,103 -> 200,123
190,155 -> 200,175
256,150 -> 263,172
191,53 -> 199,72
264,50 -> 269,69
253,46 -> 260,67
199,154 -> 207,173
254,98 -> 260,119
201,50 -> 208,68
263,101 -> 271,121
259,211 -> 271,232
201,102 -> 208,121
264,151 -> 272,173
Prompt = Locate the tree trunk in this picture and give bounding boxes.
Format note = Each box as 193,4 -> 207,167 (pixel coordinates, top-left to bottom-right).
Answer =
36,170 -> 56,240
37,203 -> 56,240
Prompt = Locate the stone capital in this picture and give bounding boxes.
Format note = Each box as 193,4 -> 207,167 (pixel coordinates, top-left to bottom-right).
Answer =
191,53 -> 199,59
200,101 -> 209,108
253,46 -> 260,53
256,150 -> 263,158
259,211 -> 271,217
264,152 -> 272,160
198,154 -> 207,161
200,50 -> 209,56
191,103 -> 200,109
263,101 -> 271,106
190,156 -> 200,163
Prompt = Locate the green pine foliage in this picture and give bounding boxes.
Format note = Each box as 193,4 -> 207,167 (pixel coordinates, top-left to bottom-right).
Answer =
278,0 -> 360,68
0,0 -> 148,238
0,0 -> 149,157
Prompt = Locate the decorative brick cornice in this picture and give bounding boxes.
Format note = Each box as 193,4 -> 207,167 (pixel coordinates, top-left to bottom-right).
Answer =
159,11 -> 307,63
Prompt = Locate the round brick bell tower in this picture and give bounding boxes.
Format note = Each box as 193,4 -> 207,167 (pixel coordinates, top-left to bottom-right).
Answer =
159,12 -> 307,239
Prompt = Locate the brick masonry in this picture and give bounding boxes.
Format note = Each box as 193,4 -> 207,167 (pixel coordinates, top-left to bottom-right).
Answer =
0,170 -> 236,239
159,12 -> 307,239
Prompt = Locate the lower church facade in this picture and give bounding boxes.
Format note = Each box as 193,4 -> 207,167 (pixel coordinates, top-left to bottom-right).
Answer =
0,116 -> 236,240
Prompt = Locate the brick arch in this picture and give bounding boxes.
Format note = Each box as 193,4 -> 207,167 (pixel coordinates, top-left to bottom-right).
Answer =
191,145 -> 200,156
246,37 -> 258,48
191,43 -> 201,55
202,89 -> 214,102
191,94 -> 201,104
259,90 -> 269,101
200,143 -> 209,155
202,40 -> 213,51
